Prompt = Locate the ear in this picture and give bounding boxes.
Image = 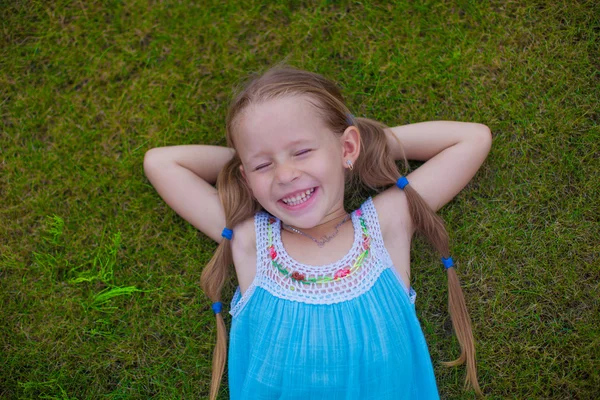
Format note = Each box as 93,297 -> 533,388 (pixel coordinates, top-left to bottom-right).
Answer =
239,164 -> 253,195
239,164 -> 247,182
340,126 -> 361,167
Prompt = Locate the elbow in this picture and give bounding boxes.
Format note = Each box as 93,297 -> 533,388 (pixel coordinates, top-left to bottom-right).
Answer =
473,123 -> 492,154
143,149 -> 154,174
143,148 -> 163,177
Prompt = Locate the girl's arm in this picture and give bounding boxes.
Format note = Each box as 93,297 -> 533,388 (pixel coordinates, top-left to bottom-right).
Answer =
143,145 -> 235,242
383,121 -> 492,212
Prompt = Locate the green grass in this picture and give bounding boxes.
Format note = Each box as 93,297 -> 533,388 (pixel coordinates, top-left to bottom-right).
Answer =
1,0 -> 599,398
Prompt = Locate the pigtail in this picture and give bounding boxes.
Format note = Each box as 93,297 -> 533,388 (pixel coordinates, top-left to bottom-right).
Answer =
200,156 -> 259,400
402,184 -> 481,396
352,117 -> 403,187
353,117 -> 482,396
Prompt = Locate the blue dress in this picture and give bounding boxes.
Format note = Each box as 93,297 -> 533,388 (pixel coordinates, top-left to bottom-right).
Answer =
228,198 -> 439,399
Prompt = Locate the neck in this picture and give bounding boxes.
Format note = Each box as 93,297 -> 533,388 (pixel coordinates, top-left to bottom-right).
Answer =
283,207 -> 349,238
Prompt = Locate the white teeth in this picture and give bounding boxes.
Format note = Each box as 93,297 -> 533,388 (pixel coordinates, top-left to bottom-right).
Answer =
282,188 -> 315,205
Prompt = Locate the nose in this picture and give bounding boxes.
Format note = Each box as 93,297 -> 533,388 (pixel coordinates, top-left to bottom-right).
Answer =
274,161 -> 300,184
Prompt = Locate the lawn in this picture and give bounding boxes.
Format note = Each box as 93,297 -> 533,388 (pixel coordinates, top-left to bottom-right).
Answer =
1,0 -> 598,398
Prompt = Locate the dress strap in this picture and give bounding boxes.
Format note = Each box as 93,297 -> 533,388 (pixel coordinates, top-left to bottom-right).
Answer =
358,198 -> 387,261
253,211 -> 273,276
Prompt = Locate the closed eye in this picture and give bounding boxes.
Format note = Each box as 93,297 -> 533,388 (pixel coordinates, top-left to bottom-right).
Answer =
254,163 -> 271,171
295,149 -> 312,156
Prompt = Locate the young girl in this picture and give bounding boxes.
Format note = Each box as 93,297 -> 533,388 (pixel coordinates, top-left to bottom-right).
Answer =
144,66 -> 491,399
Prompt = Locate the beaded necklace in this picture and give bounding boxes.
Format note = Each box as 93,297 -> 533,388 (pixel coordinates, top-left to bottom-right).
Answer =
266,208 -> 371,286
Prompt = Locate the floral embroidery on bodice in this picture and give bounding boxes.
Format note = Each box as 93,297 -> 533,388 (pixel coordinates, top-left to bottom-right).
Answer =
229,198 -> 415,317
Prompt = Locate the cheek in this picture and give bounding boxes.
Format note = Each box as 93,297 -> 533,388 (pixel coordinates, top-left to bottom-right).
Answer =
320,155 -> 344,178
247,176 -> 269,197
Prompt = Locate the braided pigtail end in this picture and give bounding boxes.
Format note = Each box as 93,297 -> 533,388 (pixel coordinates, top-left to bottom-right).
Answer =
201,239 -> 231,400
397,177 -> 483,397
443,265 -> 482,396
211,312 -> 228,400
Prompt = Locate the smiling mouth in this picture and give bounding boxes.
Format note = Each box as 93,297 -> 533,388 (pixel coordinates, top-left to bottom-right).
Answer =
281,187 -> 316,206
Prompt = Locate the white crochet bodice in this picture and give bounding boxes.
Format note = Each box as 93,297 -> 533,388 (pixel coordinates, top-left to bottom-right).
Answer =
229,198 -> 415,317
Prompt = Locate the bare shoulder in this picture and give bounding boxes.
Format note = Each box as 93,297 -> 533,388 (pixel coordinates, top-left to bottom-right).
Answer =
230,215 -> 257,294
232,216 -> 256,250
371,187 -> 414,289
371,186 -> 413,239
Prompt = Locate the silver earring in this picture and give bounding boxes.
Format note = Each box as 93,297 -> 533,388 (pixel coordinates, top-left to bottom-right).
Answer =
346,160 -> 353,171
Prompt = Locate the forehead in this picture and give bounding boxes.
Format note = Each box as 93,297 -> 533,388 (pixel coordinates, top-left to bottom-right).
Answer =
234,95 -> 332,159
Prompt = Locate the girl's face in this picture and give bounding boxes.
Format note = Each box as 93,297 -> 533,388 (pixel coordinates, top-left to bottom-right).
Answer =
235,95 -> 349,229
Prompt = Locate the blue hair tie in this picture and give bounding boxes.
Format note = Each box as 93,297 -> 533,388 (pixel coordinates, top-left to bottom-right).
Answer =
212,302 -> 223,314
221,227 -> 233,240
346,113 -> 355,125
441,257 -> 454,269
396,176 -> 409,189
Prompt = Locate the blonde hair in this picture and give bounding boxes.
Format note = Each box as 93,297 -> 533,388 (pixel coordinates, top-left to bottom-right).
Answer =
200,66 -> 482,398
